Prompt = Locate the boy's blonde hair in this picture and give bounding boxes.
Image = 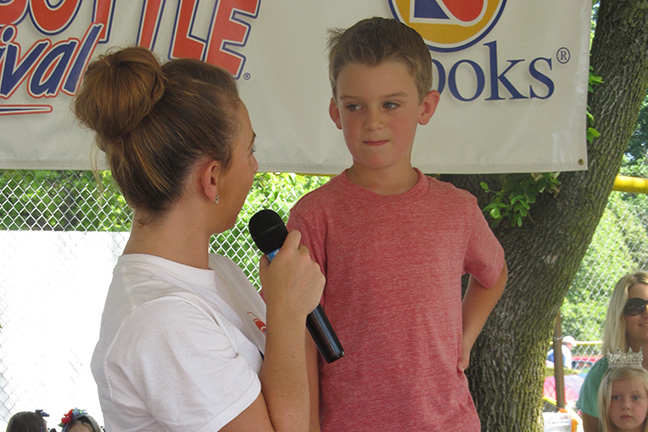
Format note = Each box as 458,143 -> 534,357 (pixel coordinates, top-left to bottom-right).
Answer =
598,366 -> 648,432
602,271 -> 648,355
327,17 -> 433,102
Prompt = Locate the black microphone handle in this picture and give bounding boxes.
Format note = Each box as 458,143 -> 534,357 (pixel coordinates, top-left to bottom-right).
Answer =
306,304 -> 345,363
248,209 -> 344,363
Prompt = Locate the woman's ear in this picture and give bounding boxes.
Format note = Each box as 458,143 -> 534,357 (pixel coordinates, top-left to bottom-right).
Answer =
200,159 -> 221,203
418,90 -> 440,125
329,97 -> 343,130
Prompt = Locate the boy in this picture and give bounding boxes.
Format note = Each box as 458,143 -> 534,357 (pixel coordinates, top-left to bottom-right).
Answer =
287,17 -> 508,431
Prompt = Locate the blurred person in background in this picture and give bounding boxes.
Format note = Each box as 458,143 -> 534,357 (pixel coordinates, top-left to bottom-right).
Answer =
547,335 -> 576,368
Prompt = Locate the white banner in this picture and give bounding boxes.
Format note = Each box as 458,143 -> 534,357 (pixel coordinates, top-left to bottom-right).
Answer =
0,0 -> 590,174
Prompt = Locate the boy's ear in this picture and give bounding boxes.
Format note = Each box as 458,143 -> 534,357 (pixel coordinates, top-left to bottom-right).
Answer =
329,97 -> 343,130
418,90 -> 440,125
199,159 -> 221,203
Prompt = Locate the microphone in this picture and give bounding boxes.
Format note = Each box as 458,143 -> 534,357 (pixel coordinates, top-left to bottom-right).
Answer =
249,209 -> 345,363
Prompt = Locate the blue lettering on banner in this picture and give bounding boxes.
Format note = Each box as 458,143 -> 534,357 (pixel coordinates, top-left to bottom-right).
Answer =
0,23 -> 102,114
390,0 -> 566,103
432,41 -> 556,102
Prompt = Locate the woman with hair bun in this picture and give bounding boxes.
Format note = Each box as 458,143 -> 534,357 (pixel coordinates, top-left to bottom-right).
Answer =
76,47 -> 324,431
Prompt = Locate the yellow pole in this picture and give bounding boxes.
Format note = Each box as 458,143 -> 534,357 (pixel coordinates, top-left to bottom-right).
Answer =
613,175 -> 648,195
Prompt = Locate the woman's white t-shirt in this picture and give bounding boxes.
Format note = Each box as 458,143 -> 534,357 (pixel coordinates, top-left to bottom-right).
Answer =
91,253 -> 267,431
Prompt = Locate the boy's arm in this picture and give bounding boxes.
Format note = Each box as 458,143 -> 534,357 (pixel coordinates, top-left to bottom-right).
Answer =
306,333 -> 321,431
459,262 -> 508,371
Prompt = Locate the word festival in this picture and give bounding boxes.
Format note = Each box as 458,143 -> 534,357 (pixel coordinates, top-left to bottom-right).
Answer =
0,0 -> 260,114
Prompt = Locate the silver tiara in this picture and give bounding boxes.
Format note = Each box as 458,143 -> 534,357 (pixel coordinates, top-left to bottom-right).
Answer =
607,348 -> 643,369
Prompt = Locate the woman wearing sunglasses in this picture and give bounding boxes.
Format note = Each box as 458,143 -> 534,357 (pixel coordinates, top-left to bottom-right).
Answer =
577,270 -> 648,432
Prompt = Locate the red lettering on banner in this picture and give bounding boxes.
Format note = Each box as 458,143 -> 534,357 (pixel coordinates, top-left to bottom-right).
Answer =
30,0 -> 82,34
0,0 -> 262,117
93,0 -> 116,42
170,0 -> 205,60
0,0 -> 29,25
138,0 -> 260,77
138,0 -> 164,49
0,1 -> 112,40
205,0 -> 259,76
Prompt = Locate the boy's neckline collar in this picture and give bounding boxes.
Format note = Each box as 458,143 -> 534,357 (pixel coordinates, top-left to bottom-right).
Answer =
341,167 -> 427,200
344,166 -> 420,196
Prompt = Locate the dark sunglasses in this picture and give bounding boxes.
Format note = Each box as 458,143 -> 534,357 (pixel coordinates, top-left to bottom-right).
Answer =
624,297 -> 648,316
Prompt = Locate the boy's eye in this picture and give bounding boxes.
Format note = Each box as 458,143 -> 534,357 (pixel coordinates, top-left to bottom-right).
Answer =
250,144 -> 257,155
384,102 -> 400,109
611,395 -> 621,400
345,103 -> 361,111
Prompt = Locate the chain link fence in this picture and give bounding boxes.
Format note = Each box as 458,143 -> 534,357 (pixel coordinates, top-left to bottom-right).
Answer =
1,169 -> 647,429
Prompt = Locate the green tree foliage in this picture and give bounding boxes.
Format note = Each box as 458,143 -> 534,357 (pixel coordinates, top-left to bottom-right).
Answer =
480,173 -> 561,227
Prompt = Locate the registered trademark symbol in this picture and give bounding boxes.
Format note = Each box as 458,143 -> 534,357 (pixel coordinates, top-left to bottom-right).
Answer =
556,47 -> 570,64
243,72 -> 251,80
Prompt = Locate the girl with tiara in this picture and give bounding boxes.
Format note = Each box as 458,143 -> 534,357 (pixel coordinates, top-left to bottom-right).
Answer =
598,349 -> 648,432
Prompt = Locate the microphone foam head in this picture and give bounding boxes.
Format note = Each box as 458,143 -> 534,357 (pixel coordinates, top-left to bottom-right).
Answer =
248,209 -> 288,254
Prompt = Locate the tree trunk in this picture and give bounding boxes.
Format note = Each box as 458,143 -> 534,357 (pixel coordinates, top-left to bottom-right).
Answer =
442,1 -> 648,430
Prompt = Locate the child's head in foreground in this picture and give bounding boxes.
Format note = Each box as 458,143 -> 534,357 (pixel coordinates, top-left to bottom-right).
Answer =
6,410 -> 49,432
59,409 -> 102,432
598,352 -> 648,432
326,17 -> 439,176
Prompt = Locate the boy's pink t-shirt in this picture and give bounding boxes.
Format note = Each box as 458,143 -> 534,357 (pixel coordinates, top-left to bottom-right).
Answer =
287,169 -> 505,432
